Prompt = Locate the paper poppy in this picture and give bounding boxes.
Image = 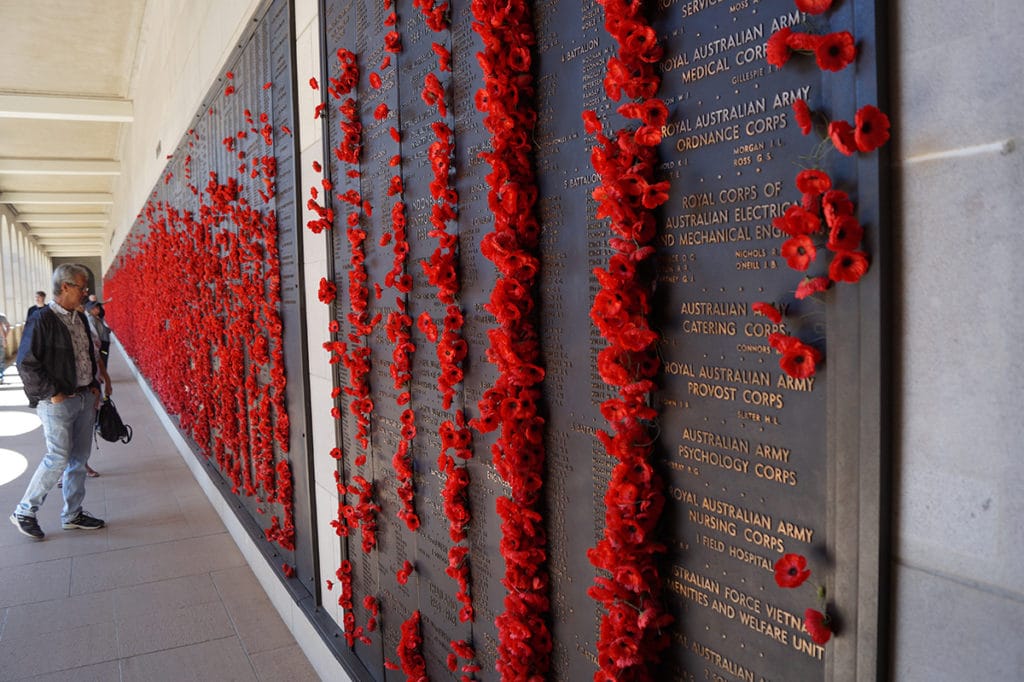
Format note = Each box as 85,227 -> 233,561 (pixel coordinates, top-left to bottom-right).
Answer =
796,0 -> 833,14
779,340 -> 822,379
815,31 -> 856,72
854,104 -> 891,152
774,553 -> 811,588
804,608 -> 833,645
795,276 -> 832,300
827,216 -> 864,251
752,301 -> 783,324
829,250 -> 870,283
766,27 -> 794,68
781,235 -> 817,271
793,99 -> 813,135
828,120 -> 858,156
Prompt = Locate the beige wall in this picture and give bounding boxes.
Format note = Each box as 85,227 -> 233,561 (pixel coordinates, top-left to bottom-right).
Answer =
107,0 -> 264,259
891,2 -> 1024,680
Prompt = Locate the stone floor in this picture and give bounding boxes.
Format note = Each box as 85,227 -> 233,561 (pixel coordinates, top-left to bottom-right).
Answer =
0,346 -> 320,681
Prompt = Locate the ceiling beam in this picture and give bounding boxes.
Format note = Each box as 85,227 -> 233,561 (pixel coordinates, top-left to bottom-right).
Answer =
29,228 -> 107,237
0,159 -> 120,175
0,191 -> 114,205
16,213 -> 108,225
0,93 -> 133,123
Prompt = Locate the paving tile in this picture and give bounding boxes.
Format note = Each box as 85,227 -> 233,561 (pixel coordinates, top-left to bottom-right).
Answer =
0,527 -> 110,570
111,573 -> 221,620
1,589 -> 115,639
212,566 -> 296,654
0,621 -> 118,681
12,659 -> 121,682
116,600 -> 236,658
120,637 -> 258,682
69,533 -> 245,595
0,559 -> 71,609
250,644 -> 321,681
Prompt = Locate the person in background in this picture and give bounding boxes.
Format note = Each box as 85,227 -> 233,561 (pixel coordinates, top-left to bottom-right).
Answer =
26,291 -> 47,321
85,301 -> 112,370
0,311 -> 10,384
10,264 -> 106,540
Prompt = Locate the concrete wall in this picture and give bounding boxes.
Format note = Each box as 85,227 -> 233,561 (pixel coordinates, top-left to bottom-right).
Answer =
891,1 -> 1024,679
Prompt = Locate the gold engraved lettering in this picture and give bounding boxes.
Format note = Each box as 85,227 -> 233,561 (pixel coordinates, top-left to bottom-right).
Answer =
743,527 -> 786,553
668,486 -> 699,505
754,461 -> 798,486
724,585 -> 762,613
792,635 -> 826,660
733,201 -> 792,222
775,519 -> 814,543
681,301 -> 748,316
719,185 -> 759,203
676,124 -> 740,151
690,641 -> 756,682
699,365 -> 770,387
777,374 -> 815,392
677,0 -> 727,18
711,598 -> 736,619
695,98 -> 765,128
688,509 -> 738,536
691,25 -> 764,61
681,58 -> 730,84
668,578 -> 710,606
687,381 -> 737,401
683,319 -> 736,335
772,10 -> 808,31
701,495 -> 772,529
765,602 -> 803,630
673,565 -> 722,595
742,388 -> 785,410
680,428 -> 750,454
679,445 -> 751,475
674,226 -> 752,245
773,86 -> 811,109
664,361 -> 696,376
728,543 -> 774,571
731,65 -> 765,85
739,610 -> 789,645
755,443 -> 791,463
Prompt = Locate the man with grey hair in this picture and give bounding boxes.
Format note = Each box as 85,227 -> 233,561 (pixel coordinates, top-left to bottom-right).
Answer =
10,264 -> 106,540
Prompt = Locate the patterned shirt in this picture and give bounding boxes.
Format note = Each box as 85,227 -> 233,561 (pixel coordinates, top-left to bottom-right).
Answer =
49,301 -> 93,388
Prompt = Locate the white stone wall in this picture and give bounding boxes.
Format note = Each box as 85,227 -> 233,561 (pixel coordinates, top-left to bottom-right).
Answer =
892,1 -> 1024,679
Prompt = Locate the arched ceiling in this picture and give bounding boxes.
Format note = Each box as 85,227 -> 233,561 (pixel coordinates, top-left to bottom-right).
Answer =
0,0 -> 146,258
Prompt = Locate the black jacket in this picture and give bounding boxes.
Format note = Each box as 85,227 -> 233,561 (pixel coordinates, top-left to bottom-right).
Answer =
16,306 -> 98,408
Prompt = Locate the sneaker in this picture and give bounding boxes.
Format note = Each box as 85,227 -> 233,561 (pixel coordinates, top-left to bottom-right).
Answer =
10,513 -> 45,540
62,511 -> 105,530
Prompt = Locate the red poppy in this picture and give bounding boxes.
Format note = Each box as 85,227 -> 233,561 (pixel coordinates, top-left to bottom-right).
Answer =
822,190 -> 855,227
774,553 -> 811,588
815,31 -> 856,72
793,99 -> 813,135
827,216 -> 864,251
796,169 -> 832,196
582,110 -> 602,134
795,276 -> 832,300
796,0 -> 833,13
829,120 -> 858,156
773,205 -> 821,236
779,339 -> 822,379
804,608 -> 833,645
786,31 -> 821,52
766,27 -> 793,68
752,301 -> 783,324
854,105 -> 890,152
781,235 -> 817,271
829,250 -> 870,283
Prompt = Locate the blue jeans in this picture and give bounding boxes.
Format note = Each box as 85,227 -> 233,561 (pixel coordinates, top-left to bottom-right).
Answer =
15,393 -> 96,523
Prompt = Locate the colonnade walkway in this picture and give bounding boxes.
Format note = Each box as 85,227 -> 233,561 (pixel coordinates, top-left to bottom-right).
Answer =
0,343 -> 320,681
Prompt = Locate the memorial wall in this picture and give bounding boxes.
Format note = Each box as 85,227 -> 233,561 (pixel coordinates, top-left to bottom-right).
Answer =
108,0 -> 887,679
313,0 -> 885,680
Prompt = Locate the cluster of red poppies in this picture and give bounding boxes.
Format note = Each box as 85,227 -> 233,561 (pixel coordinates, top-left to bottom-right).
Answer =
756,0 -> 890,383
467,0 -> 553,678
580,2 -> 675,680
773,553 -> 832,645
105,74 -> 293,557
447,639 -> 480,678
396,610 -> 426,679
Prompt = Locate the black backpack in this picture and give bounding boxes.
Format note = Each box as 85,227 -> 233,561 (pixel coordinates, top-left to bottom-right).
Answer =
96,398 -> 133,444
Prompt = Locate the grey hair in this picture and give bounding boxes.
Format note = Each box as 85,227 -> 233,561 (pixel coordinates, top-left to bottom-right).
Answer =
52,263 -> 91,297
